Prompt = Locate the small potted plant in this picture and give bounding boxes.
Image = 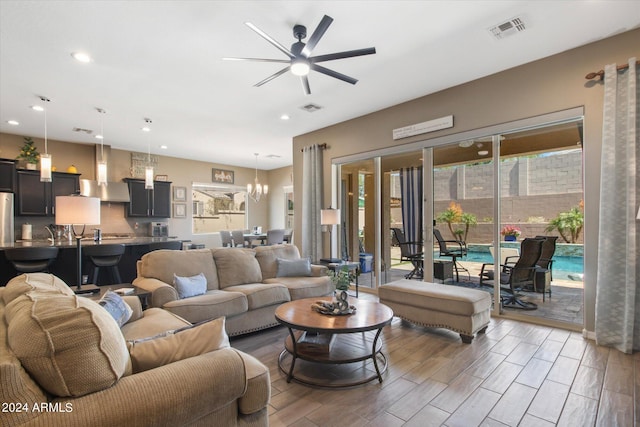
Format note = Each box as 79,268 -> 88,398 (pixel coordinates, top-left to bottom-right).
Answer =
501,225 -> 521,241
16,137 -> 39,169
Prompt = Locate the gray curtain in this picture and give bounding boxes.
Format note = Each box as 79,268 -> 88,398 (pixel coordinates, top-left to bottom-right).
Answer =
301,144 -> 324,262
400,167 -> 423,253
595,58 -> 639,353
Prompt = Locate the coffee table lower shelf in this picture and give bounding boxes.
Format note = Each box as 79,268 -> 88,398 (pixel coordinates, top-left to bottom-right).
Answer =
277,330 -> 388,388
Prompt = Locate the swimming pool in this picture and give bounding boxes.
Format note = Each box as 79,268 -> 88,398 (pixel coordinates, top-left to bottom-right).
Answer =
435,250 -> 584,280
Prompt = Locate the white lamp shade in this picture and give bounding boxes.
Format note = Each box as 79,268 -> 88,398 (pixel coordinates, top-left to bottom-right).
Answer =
55,196 -> 100,225
321,208 -> 341,226
40,153 -> 52,182
145,166 -> 154,189
97,161 -> 108,186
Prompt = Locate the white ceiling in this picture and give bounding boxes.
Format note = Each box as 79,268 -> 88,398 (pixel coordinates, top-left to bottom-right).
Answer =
1,1 -> 638,170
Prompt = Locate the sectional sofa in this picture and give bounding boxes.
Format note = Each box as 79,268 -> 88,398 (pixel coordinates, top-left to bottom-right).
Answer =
0,273 -> 270,427
132,244 -> 334,336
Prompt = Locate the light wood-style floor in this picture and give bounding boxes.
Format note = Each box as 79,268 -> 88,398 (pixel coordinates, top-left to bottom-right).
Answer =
231,295 -> 638,427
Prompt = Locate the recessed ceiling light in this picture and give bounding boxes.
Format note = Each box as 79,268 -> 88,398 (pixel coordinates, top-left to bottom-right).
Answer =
31,105 -> 44,112
7,120 -> 19,125
280,114 -> 290,120
160,145 -> 168,150
141,127 -> 151,132
71,52 -> 92,63
478,150 -> 489,156
95,134 -> 103,139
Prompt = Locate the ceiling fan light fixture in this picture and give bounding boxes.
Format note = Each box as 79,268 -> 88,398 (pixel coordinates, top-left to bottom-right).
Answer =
290,59 -> 310,76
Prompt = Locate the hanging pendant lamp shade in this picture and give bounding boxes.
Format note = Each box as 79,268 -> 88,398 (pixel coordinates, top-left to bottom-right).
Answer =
39,97 -> 52,182
143,118 -> 154,190
96,108 -> 108,186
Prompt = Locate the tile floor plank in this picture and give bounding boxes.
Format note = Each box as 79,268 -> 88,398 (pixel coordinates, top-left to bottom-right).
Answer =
444,387 -> 501,427
486,382 -> 537,426
526,380 -> 571,423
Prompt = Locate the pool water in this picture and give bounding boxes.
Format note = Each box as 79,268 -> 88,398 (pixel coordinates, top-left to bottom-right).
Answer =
435,250 -> 584,280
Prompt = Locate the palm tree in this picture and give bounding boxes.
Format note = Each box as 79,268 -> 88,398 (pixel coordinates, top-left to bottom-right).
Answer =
460,212 -> 478,242
545,206 -> 584,243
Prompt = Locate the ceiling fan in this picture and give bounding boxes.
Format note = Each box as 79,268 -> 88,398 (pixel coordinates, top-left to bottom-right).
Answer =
223,15 -> 376,95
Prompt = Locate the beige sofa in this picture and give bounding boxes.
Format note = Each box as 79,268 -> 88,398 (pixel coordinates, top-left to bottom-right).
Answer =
1,273 -> 270,427
133,244 -> 334,336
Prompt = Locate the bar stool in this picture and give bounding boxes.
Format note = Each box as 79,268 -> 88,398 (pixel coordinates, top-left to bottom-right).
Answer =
147,241 -> 183,251
83,244 -> 125,285
5,246 -> 59,274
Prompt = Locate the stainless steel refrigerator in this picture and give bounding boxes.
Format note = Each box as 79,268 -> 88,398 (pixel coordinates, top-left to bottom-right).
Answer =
0,192 -> 14,244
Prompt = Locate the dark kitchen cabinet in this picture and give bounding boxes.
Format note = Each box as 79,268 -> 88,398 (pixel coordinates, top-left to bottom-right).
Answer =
0,159 -> 17,192
125,179 -> 171,218
16,170 -> 80,216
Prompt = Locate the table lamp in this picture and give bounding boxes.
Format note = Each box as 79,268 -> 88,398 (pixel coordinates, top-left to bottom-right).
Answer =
321,207 -> 341,262
55,195 -> 101,294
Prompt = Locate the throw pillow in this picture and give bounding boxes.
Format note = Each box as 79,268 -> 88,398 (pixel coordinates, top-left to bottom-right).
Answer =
276,257 -> 311,277
5,293 -> 129,397
99,290 -> 133,327
173,273 -> 207,299
127,317 -> 229,373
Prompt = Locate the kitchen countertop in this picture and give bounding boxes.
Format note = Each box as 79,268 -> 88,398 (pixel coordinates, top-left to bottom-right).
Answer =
0,236 -> 184,250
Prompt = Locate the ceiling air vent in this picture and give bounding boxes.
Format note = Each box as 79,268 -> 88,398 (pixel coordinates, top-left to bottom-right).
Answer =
489,16 -> 526,39
72,127 -> 93,134
300,103 -> 322,113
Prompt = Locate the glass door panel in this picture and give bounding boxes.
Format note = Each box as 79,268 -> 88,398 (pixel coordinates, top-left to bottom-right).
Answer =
499,120 -> 584,325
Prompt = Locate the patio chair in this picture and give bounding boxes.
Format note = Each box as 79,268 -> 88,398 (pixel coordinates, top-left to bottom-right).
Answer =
535,235 -> 558,280
479,237 -> 544,310
433,228 -> 469,282
390,227 -> 423,279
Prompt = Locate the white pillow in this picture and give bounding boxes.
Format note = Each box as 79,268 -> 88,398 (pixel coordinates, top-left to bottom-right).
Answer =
173,273 -> 207,299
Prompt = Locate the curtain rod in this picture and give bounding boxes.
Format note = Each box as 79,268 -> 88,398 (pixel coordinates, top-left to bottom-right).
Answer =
300,143 -> 327,152
585,60 -> 639,80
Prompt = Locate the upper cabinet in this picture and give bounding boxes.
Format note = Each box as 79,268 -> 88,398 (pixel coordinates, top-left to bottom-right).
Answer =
124,179 -> 171,218
16,170 -> 80,216
0,159 -> 17,192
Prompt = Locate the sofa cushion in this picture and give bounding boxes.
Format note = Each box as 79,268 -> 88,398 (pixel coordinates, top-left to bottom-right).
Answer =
0,291 -> 48,427
127,317 -> 229,373
138,249 -> 219,290
120,307 -> 192,342
255,244 -> 302,280
163,290 -> 249,324
99,290 -> 133,327
223,283 -> 291,310
264,276 -> 334,300
212,248 -> 262,289
276,257 -> 311,277
174,272 -> 207,299
5,293 -> 129,397
3,273 -> 74,305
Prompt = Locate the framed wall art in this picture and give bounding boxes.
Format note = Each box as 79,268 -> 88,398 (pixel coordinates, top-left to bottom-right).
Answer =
173,186 -> 187,201
212,169 -> 234,184
173,203 -> 186,218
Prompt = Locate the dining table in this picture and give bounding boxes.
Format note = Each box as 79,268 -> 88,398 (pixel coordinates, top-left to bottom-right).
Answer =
243,232 -> 267,247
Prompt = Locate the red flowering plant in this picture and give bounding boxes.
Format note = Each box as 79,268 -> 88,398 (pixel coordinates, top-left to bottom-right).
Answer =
500,225 -> 521,237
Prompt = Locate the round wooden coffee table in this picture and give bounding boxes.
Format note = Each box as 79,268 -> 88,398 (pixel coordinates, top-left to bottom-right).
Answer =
275,297 -> 393,388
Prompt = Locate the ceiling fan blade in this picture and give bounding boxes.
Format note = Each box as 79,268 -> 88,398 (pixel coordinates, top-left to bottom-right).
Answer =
301,15 -> 333,57
245,22 -> 294,59
311,64 -> 358,85
301,76 -> 311,95
311,47 -> 376,63
254,66 -> 290,87
223,57 -> 291,63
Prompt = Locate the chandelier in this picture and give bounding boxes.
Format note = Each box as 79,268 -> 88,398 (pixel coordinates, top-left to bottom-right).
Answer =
247,153 -> 268,202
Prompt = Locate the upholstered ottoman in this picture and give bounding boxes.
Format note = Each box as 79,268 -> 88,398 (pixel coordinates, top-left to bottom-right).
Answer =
378,279 -> 491,343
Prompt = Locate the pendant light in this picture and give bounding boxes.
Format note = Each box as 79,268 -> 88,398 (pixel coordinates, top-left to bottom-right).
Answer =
39,96 -> 52,182
96,108 -> 108,186
143,119 -> 154,190
247,153 -> 268,202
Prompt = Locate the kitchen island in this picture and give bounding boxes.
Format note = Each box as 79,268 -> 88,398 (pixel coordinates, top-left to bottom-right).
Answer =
0,237 -> 187,286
